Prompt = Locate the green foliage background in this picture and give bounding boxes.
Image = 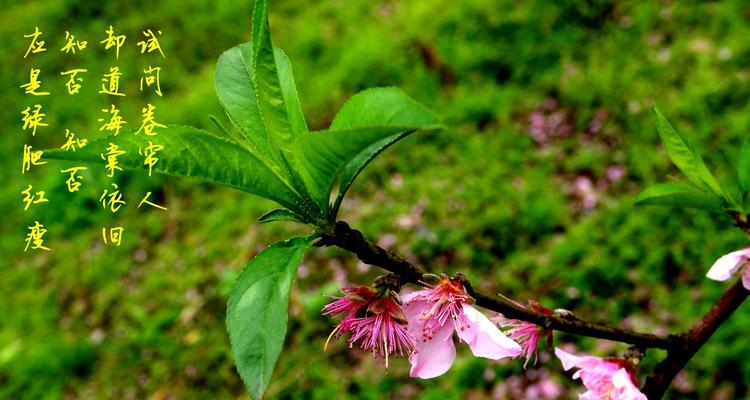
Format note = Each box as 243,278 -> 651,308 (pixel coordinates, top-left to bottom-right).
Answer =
2,0 -> 750,398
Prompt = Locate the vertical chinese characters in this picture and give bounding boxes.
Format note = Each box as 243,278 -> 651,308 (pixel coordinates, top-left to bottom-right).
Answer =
20,27 -> 50,251
18,25 -> 169,252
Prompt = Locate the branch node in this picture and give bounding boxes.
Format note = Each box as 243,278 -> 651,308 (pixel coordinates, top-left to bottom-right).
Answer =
374,273 -> 404,293
553,308 -> 577,320
624,346 -> 646,365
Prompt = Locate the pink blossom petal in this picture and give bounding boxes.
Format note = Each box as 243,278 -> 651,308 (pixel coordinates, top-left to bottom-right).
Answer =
576,363 -> 621,388
578,392 -> 599,400
400,290 -> 423,304
457,304 -> 522,359
706,249 -> 750,282
402,296 -> 429,339
554,348 -> 604,372
409,321 -> 456,378
741,266 -> 750,290
401,292 -> 429,320
611,368 -> 647,400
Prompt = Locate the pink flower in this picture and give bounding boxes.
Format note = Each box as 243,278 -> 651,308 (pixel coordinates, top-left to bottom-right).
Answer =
706,248 -> 750,290
323,286 -> 414,368
555,348 -> 646,400
322,286 -> 377,346
494,300 -> 552,368
402,277 -> 522,378
322,286 -> 376,319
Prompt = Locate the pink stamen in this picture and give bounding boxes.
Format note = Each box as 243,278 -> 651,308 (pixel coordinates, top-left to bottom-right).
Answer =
406,277 -> 472,341
495,316 -> 543,368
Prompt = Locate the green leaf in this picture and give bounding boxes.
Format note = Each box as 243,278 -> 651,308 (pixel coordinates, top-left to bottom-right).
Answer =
327,87 -> 442,216
294,88 -> 442,212
43,125 -> 305,215
251,0 -> 298,150
227,237 -> 310,400
738,138 -> 750,193
215,43 -> 274,160
274,48 -> 308,136
330,87 -> 442,131
293,126 -> 413,212
258,208 -> 303,224
652,108 -> 724,197
635,182 -> 724,212
215,44 -> 307,158
215,42 -> 318,220
331,132 -> 410,217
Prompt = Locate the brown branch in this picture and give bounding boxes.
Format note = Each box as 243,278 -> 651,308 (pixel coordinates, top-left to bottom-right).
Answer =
317,221 -> 676,350
641,279 -> 749,398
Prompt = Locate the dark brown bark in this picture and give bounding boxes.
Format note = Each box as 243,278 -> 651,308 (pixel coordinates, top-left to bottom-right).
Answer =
641,279 -> 749,398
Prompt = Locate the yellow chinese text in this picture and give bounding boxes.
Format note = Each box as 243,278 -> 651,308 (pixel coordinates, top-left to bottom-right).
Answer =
61,129 -> 88,151
21,185 -> 49,211
100,142 -> 126,177
140,141 -> 163,176
99,183 -> 126,213
23,27 -> 46,58
102,226 -> 124,246
60,68 -> 87,95
61,166 -> 87,193
100,25 -> 126,59
136,29 -> 164,58
136,103 -> 165,136
20,68 -> 50,96
99,66 -> 125,96
140,66 -> 162,96
60,31 -> 87,54
98,104 -> 127,135
21,144 -> 46,174
25,221 -> 50,251
21,105 -> 49,136
138,191 -> 167,210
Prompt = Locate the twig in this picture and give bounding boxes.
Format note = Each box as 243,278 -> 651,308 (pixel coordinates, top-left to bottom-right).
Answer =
317,221 -> 676,350
319,221 -> 749,398
641,279 -> 749,398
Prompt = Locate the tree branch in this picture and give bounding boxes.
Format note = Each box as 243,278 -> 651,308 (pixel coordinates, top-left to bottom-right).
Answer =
318,221 -> 676,350
641,279 -> 749,398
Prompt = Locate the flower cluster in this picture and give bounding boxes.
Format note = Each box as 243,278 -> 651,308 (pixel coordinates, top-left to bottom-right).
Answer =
323,277 -> 648,399
323,277 -> 521,376
322,285 -> 413,368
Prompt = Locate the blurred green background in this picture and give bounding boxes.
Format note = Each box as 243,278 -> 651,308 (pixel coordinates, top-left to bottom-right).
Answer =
2,0 -> 750,399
